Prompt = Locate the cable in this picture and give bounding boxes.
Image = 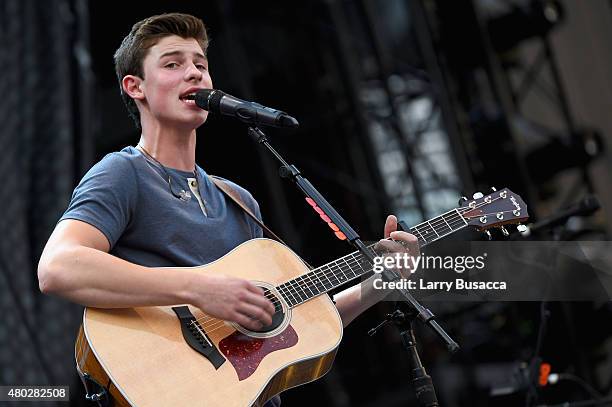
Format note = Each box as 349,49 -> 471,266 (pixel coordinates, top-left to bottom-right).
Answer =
548,373 -> 605,401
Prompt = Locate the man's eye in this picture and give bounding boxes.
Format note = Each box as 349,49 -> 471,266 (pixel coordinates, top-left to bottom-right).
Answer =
165,62 -> 179,68
196,64 -> 208,71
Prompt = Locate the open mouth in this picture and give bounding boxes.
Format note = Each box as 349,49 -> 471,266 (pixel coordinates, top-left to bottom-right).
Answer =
179,93 -> 197,105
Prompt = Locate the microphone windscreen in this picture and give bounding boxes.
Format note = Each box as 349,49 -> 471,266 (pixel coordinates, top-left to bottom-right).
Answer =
194,89 -> 225,112
194,89 -> 217,111
207,90 -> 225,112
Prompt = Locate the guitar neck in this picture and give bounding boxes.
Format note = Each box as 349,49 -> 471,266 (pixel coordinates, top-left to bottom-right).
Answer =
276,208 -> 468,308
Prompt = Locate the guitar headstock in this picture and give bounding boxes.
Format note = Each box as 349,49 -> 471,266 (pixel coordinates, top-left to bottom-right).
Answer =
458,188 -> 529,231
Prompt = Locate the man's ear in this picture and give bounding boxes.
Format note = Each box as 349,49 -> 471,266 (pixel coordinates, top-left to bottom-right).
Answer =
122,75 -> 145,100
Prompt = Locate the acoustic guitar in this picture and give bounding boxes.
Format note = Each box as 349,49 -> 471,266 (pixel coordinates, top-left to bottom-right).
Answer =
74,188 -> 527,406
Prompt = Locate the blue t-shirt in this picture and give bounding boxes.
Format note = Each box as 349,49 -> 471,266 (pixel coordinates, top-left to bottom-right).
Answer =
61,146 -> 282,406
60,146 -> 263,267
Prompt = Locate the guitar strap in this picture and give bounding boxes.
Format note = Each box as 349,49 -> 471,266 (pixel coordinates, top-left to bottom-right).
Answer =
209,175 -> 314,271
209,175 -> 287,245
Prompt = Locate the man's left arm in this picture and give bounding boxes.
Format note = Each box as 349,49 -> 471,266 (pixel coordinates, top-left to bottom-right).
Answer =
333,215 -> 419,327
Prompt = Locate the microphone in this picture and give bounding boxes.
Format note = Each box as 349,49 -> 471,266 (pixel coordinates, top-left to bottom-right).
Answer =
188,89 -> 299,128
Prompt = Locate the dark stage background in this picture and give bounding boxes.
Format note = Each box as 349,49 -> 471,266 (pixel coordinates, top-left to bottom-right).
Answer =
2,0 -> 612,406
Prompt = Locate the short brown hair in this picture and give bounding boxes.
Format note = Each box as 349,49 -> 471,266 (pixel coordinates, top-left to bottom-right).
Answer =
114,13 -> 209,128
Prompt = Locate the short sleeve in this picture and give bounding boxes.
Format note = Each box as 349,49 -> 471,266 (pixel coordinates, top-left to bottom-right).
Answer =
59,153 -> 138,249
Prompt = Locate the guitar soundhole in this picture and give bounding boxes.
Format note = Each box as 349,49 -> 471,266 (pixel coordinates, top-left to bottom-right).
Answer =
249,287 -> 285,333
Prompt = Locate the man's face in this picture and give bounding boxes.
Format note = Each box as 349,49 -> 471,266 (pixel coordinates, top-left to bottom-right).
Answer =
138,35 -> 212,129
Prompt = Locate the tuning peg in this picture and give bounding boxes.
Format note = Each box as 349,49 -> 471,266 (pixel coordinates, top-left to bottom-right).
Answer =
517,224 -> 530,236
500,226 -> 509,236
458,196 -> 469,206
473,192 -> 484,199
490,187 -> 497,192
484,230 -> 492,240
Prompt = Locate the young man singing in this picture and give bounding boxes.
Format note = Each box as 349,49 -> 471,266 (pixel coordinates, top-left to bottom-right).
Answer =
38,13 -> 417,405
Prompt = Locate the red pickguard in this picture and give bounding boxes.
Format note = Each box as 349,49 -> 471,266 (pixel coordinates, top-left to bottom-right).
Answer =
219,325 -> 298,381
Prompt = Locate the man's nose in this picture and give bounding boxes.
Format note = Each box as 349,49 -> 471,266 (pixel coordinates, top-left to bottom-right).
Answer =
185,63 -> 203,82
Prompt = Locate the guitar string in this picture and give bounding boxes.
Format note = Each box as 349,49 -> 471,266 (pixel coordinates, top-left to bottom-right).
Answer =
188,215 -> 475,336
189,206 -> 477,334
191,223 -> 441,329
272,204 -> 488,306
190,199 -> 498,329
272,196 -> 512,308
190,237 -> 414,332
273,196 -> 503,304
198,205 -> 470,312
191,218 -> 464,334
191,197 -> 508,330
277,212 -> 463,301
464,208 -> 523,219
191,242 -> 381,329
193,202 -> 519,336
192,205 -> 478,331
190,249 -> 390,335
189,222 -> 496,336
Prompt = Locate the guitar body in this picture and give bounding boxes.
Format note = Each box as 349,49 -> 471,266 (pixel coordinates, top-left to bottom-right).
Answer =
75,239 -> 343,407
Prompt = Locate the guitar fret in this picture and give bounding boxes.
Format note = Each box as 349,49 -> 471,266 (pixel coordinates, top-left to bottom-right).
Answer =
410,209 -> 469,246
319,265 -> 335,289
346,254 -> 360,278
300,275 -> 317,297
289,278 -> 308,303
318,271 -> 330,289
342,254 -> 355,281
427,220 -> 440,237
338,258 -> 351,283
324,264 -> 341,286
411,224 -> 434,244
308,273 -> 326,294
444,212 -> 463,229
282,282 -> 301,306
277,285 -> 295,307
441,215 -> 452,231
351,254 -> 373,280
410,227 -> 425,241
343,254 -> 364,281
442,211 -> 465,233
433,215 -> 452,235
297,275 -> 316,298
455,208 -> 468,226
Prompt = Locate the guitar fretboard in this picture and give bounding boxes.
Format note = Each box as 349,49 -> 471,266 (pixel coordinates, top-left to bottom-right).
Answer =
275,208 -> 468,307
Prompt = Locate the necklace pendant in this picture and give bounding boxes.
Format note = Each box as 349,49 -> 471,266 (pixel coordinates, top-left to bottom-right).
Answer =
179,190 -> 192,202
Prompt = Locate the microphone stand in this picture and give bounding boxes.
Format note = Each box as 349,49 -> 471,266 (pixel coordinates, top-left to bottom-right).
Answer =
248,126 -> 458,404
368,302 -> 440,406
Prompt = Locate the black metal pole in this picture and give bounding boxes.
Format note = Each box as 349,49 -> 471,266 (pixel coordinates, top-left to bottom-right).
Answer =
397,309 -> 440,407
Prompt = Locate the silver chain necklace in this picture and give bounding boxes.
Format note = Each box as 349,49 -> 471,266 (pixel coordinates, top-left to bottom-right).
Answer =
136,143 -> 198,202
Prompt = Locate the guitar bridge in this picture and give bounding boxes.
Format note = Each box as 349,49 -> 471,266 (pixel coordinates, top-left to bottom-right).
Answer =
172,306 -> 226,369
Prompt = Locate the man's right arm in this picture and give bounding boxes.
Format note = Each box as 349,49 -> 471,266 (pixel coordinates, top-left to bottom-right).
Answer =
37,219 -> 274,330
